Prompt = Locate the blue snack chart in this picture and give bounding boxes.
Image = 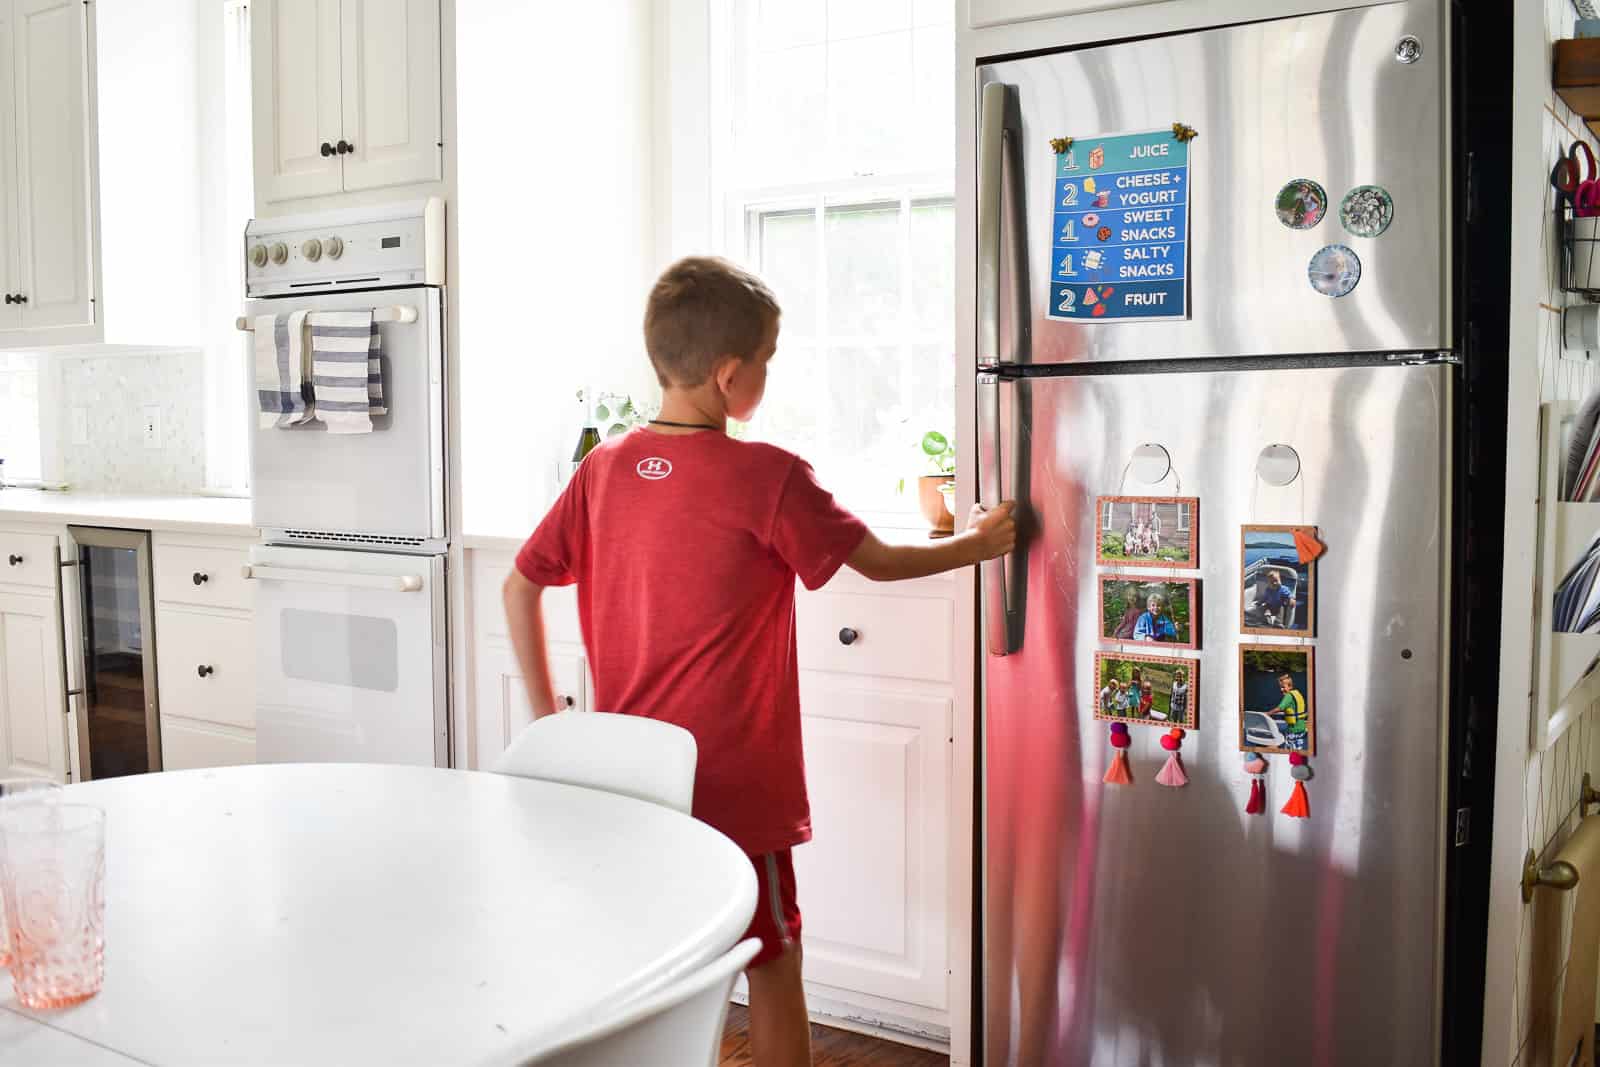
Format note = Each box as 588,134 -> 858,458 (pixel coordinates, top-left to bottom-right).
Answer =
1048,129 -> 1191,323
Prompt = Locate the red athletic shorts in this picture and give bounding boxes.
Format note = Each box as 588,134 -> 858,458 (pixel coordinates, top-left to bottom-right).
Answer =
744,849 -> 802,969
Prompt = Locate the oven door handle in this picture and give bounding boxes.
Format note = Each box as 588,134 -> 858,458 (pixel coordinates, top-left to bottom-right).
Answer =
241,564 -> 424,593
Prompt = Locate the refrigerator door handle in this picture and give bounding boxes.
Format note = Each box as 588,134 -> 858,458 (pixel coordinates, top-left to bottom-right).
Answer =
979,373 -> 1023,654
978,81 -> 1029,369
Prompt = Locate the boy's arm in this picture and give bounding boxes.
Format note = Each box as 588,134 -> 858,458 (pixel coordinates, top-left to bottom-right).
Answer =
503,568 -> 561,719
846,501 -> 1017,582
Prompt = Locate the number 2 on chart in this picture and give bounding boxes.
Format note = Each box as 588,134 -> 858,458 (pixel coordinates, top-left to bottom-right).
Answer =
1061,184 -> 1078,207
1057,290 -> 1077,312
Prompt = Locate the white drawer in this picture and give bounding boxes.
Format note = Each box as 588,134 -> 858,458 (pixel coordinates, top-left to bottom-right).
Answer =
154,544 -> 253,611
161,719 -> 255,771
796,590 -> 954,683
0,531 -> 57,590
156,608 -> 255,730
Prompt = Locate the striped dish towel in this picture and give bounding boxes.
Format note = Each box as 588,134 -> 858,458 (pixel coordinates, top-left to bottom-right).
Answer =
253,310 -> 313,428
308,311 -> 387,434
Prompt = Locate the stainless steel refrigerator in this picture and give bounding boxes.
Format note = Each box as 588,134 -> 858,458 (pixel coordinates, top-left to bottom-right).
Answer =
971,3 -> 1456,1064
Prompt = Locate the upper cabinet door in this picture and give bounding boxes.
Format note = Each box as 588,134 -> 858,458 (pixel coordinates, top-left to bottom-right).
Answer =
0,6 -> 23,334
253,0 -> 344,204
12,0 -> 90,330
337,0 -> 441,193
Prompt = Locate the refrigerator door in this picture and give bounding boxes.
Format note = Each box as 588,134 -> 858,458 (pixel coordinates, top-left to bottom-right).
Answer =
975,0 -> 1448,367
981,362 -> 1449,1066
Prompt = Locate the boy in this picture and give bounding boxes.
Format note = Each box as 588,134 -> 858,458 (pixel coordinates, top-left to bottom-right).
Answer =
1260,569 -> 1297,629
1099,677 -> 1117,714
503,256 -> 1016,1067
1139,680 -> 1157,720
1169,668 -> 1189,724
1273,672 -> 1309,750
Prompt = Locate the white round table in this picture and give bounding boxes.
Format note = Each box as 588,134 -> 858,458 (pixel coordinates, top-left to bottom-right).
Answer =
0,764 -> 756,1065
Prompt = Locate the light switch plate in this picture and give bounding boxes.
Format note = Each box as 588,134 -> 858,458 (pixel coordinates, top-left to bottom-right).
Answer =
141,405 -> 162,449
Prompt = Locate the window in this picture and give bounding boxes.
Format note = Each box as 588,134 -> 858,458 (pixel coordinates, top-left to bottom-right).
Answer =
204,0 -> 254,494
0,353 -> 41,484
714,1 -> 955,522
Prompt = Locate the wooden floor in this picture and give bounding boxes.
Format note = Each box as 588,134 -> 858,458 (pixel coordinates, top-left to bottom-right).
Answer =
719,1007 -> 948,1066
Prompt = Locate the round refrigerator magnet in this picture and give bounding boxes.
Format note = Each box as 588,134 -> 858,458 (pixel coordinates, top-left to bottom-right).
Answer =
1339,185 -> 1394,237
1308,244 -> 1362,297
1275,179 -> 1328,230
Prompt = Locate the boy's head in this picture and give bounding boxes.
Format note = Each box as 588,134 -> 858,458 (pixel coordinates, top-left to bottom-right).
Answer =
1267,571 -> 1282,589
643,257 -> 781,420
1278,672 -> 1295,693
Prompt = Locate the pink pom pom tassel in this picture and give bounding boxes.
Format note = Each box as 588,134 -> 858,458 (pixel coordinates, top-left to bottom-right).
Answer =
1155,752 -> 1188,787
1103,750 -> 1133,785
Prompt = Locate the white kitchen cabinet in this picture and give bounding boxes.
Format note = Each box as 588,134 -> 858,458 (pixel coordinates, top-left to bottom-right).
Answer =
473,637 -> 589,769
0,588 -> 66,782
150,535 -> 257,772
0,0 -> 91,333
253,0 -> 442,206
796,674 -> 951,1011
968,0 -> 1164,27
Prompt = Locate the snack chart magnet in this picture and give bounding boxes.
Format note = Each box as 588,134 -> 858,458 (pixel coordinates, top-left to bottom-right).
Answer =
1049,128 -> 1190,323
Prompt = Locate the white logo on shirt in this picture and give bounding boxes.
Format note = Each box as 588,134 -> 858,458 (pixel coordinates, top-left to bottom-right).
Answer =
636,457 -> 673,481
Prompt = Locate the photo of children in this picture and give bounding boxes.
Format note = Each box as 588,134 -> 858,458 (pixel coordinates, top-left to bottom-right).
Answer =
1240,524 -> 1316,636
1238,646 -> 1314,755
1092,652 -> 1198,729
1095,496 -> 1200,568
1099,577 -> 1199,649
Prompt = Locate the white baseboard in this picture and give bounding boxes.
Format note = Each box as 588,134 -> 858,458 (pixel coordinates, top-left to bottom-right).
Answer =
729,987 -> 951,1054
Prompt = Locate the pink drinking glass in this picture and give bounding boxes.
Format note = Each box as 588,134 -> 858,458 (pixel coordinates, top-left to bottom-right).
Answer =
0,779 -> 61,969
0,803 -> 105,1009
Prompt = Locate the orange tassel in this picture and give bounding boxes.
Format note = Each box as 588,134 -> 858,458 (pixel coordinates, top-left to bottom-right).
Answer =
1281,780 -> 1311,819
1292,528 -> 1326,563
1103,750 -> 1133,785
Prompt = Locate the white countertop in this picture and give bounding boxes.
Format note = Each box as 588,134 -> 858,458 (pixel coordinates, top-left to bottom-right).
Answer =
0,764 -> 756,1065
0,489 -> 255,537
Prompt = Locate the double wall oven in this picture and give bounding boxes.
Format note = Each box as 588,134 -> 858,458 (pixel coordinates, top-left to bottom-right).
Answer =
241,199 -> 448,767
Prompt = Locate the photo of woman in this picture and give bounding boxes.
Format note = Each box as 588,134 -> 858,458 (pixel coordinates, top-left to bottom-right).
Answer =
1099,577 -> 1200,649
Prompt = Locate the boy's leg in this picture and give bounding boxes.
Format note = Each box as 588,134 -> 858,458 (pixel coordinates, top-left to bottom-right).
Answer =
746,945 -> 811,1067
740,849 -> 809,1066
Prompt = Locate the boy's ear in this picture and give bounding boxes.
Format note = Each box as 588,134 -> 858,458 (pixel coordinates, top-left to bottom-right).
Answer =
711,354 -> 742,396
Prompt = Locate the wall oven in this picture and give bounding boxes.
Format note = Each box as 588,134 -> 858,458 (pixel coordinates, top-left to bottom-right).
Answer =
239,199 -> 449,767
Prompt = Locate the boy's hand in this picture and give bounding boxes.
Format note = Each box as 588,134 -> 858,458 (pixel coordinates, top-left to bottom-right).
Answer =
967,501 -> 1017,560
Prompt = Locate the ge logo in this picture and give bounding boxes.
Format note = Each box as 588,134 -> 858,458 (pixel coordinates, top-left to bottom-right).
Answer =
636,458 -> 673,481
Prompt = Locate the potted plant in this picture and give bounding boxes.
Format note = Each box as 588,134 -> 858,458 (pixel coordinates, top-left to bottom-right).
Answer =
915,430 -> 956,537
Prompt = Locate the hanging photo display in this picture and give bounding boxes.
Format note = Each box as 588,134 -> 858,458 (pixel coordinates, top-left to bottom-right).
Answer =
1094,495 -> 1200,568
1238,645 -> 1315,756
1047,126 -> 1191,323
1093,651 -> 1198,730
1239,524 -> 1317,637
1099,576 -> 1200,649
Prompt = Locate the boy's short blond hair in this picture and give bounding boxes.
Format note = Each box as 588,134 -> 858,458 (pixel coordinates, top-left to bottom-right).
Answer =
643,256 -> 780,387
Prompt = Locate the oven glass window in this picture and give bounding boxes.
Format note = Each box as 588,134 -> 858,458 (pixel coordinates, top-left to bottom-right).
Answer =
280,610 -> 400,692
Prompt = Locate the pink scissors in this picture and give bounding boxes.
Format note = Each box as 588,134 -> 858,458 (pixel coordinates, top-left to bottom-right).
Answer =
1553,140 -> 1600,217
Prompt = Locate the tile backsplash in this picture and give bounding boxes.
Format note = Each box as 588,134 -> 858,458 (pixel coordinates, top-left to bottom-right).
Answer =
54,349 -> 206,493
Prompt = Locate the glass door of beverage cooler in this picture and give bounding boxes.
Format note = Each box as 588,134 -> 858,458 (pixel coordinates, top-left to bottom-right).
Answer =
67,527 -> 160,779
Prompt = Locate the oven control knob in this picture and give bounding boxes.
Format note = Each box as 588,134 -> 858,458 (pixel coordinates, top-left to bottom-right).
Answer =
324,236 -> 343,260
301,238 -> 322,262
249,243 -> 268,268
269,242 -> 289,265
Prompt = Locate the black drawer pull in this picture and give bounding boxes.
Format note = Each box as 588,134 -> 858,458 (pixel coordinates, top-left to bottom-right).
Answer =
197,665 -> 214,678
838,627 -> 859,646
6,554 -> 21,566
192,572 -> 209,585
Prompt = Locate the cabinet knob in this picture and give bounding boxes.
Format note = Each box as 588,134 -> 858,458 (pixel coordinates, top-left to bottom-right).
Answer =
558,695 -> 575,709
838,627 -> 859,646
197,665 -> 214,678
4,295 -> 12,305
192,572 -> 209,585
336,140 -> 354,155
17,295 -> 27,304
6,554 -> 21,566
320,141 -> 335,157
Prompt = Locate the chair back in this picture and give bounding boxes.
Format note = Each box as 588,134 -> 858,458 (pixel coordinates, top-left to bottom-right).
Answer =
492,712 -> 697,814
497,939 -> 761,1067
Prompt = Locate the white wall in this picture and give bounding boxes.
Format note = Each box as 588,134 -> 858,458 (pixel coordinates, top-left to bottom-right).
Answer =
455,1 -> 663,537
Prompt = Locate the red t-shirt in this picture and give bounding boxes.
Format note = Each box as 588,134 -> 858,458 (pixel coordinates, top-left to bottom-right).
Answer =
514,428 -> 869,854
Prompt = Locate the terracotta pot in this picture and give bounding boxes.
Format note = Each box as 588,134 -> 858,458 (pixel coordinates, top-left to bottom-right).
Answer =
917,475 -> 955,535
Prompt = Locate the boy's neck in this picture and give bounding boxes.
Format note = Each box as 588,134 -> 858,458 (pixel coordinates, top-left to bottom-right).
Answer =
654,386 -> 727,434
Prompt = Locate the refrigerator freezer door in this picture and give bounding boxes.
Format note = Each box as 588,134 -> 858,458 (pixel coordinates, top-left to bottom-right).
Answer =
975,1 -> 1448,365
981,362 -> 1449,1066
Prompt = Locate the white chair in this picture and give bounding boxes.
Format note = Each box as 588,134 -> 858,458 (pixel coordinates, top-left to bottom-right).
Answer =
499,939 -> 761,1067
492,712 -> 698,814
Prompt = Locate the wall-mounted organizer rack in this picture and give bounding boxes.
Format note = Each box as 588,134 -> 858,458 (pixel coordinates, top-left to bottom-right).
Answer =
1556,201 -> 1600,303
1533,404 -> 1600,750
